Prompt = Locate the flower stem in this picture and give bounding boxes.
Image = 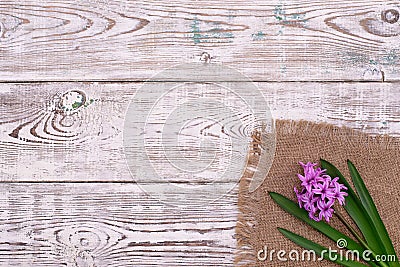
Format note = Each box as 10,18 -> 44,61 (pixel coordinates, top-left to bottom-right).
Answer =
334,210 -> 389,267
334,210 -> 368,249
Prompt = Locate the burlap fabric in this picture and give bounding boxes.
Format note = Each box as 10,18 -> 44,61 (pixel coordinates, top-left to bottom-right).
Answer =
235,120 -> 400,266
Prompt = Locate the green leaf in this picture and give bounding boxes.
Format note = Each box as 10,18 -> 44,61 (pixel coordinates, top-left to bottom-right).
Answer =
269,192 -> 364,253
347,160 -> 399,266
320,159 -> 385,255
278,228 -> 370,267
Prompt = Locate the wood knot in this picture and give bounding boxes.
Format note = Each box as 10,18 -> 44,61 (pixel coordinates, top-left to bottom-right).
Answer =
381,9 -> 399,24
60,90 -> 87,113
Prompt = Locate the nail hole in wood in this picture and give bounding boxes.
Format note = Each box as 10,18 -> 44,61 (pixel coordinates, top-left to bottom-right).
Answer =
200,52 -> 213,63
381,9 -> 399,24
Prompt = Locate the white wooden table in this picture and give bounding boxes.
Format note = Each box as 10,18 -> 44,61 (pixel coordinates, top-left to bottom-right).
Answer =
0,1 -> 399,266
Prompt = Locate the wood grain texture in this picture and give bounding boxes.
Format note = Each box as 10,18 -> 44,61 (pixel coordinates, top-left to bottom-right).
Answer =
0,183 -> 238,266
0,0 -> 400,81
1,82 -> 399,182
2,1 -> 400,266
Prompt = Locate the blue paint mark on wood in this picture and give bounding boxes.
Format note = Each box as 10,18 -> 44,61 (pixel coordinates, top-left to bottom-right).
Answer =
280,65 -> 287,74
382,49 -> 399,66
342,50 -> 399,68
272,5 -> 308,35
341,49 -> 399,79
191,16 -> 201,44
251,31 -> 266,41
251,5 -> 308,40
189,16 -> 234,44
274,5 -> 307,24
274,5 -> 286,21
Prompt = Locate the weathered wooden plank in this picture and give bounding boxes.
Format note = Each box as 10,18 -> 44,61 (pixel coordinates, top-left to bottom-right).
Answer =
0,0 -> 399,81
1,82 -> 400,182
0,183 -> 238,266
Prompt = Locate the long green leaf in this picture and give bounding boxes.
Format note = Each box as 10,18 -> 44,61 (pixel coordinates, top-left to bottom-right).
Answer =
347,160 -> 399,266
269,192 -> 364,252
320,159 -> 385,255
278,228 -> 370,267
270,192 -> 379,267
